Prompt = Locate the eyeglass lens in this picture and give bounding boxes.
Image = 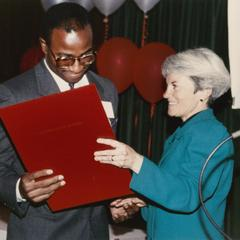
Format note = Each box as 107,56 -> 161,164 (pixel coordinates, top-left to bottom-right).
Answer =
56,53 -> 95,67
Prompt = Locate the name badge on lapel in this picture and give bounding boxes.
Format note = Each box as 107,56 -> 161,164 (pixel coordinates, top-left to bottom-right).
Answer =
101,101 -> 115,123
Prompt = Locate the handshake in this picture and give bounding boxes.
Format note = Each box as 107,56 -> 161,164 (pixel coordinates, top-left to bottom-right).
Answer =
110,196 -> 146,223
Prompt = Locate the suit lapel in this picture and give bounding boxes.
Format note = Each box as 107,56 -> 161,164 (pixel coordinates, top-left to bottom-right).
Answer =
34,60 -> 60,96
86,71 -> 104,98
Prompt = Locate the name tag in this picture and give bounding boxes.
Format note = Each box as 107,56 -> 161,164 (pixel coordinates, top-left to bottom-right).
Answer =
101,101 -> 115,119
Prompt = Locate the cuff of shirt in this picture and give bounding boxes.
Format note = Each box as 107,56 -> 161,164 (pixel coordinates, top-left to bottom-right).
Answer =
16,178 -> 26,202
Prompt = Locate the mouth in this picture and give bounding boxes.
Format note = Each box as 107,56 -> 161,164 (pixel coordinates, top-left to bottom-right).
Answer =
168,101 -> 177,105
61,71 -> 85,81
68,73 -> 83,78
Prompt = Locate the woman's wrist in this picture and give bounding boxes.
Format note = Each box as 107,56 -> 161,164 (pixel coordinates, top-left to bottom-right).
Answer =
131,154 -> 144,173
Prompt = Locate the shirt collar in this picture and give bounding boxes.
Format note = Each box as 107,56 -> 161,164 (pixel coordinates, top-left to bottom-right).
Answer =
43,59 -> 89,92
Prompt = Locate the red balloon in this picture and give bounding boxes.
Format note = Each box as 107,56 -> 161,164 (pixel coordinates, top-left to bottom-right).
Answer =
20,46 -> 44,73
96,37 -> 138,93
133,43 -> 175,103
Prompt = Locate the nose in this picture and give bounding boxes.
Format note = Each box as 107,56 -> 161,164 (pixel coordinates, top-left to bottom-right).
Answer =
163,86 -> 170,99
69,59 -> 86,73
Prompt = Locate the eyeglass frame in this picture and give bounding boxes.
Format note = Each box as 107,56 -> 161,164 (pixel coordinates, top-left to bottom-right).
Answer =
47,46 -> 96,68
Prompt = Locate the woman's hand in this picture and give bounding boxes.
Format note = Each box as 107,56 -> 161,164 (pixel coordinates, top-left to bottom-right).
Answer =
94,138 -> 144,173
110,204 -> 133,223
111,197 -> 146,208
110,197 -> 146,223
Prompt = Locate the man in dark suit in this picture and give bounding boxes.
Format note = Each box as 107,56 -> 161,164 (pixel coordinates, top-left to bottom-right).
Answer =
0,3 -> 121,239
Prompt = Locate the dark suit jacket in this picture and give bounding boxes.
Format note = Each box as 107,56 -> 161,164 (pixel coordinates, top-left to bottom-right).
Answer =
0,60 -> 118,240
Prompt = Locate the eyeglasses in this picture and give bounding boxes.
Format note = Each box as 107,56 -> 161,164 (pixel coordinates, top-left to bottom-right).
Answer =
48,47 -> 96,68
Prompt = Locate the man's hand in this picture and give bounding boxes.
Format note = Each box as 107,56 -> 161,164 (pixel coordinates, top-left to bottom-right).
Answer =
19,169 -> 65,203
110,205 -> 130,223
111,197 -> 146,208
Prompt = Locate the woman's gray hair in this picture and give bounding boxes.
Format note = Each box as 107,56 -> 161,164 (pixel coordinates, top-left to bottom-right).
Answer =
162,48 -> 230,101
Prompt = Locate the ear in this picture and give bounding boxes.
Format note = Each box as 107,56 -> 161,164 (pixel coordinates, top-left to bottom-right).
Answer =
39,37 -> 48,55
198,88 -> 212,102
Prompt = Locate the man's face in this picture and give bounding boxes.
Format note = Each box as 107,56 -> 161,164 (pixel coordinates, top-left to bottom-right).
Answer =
40,25 -> 93,84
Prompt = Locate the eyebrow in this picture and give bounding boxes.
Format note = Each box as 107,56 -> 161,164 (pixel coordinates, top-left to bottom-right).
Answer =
57,48 -> 94,57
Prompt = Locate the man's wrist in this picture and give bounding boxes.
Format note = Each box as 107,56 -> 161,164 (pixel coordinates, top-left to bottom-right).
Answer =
16,178 -> 26,202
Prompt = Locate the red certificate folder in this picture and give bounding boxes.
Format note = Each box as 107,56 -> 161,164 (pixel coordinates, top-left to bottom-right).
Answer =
0,84 -> 132,211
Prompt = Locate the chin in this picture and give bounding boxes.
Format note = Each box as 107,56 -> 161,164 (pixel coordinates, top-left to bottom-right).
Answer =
60,71 -> 85,83
65,76 -> 83,84
167,110 -> 174,116
168,111 -> 179,118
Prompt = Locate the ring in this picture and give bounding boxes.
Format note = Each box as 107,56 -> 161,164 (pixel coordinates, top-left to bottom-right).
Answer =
111,155 -> 114,161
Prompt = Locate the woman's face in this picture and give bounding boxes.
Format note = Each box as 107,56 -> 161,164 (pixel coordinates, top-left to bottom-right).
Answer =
163,73 -> 209,121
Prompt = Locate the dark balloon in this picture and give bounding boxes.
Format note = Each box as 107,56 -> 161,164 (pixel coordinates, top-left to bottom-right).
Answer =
96,37 -> 138,93
133,43 -> 175,103
20,46 -> 44,73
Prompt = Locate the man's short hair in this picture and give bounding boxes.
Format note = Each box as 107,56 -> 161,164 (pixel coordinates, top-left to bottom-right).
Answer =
40,2 -> 91,45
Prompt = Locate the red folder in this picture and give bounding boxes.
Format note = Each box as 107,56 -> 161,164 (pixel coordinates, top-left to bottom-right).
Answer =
0,84 -> 132,211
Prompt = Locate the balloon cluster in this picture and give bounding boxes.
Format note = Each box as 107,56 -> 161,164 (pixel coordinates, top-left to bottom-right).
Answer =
96,38 -> 175,104
41,0 -> 161,14
41,1 -> 161,41
41,0 -> 95,11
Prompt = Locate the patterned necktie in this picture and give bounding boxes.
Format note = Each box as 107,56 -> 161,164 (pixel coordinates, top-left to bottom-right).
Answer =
69,83 -> 75,89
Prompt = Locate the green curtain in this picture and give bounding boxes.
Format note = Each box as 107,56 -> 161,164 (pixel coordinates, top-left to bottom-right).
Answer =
105,0 -> 240,238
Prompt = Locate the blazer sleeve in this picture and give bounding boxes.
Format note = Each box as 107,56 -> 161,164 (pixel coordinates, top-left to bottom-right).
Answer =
130,125 -> 234,213
0,84 -> 29,217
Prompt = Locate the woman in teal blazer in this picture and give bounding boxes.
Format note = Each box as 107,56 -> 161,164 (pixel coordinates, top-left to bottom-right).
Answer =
94,48 -> 234,240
